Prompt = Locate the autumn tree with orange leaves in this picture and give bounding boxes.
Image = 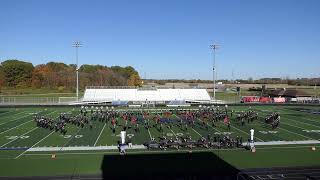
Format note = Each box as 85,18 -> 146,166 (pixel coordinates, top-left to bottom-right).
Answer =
0,60 -> 142,91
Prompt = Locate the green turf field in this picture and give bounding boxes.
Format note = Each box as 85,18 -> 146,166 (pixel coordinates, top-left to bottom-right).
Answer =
0,105 -> 319,176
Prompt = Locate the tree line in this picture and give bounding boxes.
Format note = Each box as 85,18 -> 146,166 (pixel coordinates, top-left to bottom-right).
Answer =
146,78 -> 320,86
236,78 -> 320,86
0,60 -> 142,91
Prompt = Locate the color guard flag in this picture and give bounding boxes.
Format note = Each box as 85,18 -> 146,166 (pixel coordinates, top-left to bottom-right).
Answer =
131,116 -> 137,124
224,116 -> 229,124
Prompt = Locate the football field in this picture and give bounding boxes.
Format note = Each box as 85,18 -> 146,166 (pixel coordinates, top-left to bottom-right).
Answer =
0,105 -> 319,177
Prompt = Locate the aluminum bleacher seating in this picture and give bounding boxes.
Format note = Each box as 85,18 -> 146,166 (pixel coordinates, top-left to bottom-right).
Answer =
82,87 -> 211,103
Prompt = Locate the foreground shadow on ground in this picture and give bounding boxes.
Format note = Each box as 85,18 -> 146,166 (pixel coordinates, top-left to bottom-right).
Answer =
101,151 -> 241,180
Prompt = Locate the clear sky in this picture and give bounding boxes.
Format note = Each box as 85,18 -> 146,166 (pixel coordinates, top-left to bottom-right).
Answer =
1,0 -> 320,80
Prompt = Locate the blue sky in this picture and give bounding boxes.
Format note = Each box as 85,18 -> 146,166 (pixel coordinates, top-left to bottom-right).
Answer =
1,0 -> 320,80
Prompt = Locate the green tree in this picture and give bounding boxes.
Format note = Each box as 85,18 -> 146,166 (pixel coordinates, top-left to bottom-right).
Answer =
0,66 -> 5,90
1,60 -> 34,87
111,66 -> 139,79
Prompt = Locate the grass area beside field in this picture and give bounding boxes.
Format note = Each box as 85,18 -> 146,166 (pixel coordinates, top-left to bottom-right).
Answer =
0,145 -> 319,176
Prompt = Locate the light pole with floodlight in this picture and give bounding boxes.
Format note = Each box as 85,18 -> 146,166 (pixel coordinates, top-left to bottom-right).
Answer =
210,43 -> 219,100
72,41 -> 82,101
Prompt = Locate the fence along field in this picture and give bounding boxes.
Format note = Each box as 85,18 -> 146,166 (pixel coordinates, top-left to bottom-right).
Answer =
0,95 -> 79,105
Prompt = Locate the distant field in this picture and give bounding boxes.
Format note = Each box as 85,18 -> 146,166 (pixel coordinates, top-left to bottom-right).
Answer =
0,87 -> 80,96
0,105 -> 319,176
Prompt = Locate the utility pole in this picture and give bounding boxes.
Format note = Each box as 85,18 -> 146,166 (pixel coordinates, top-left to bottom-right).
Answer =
232,67 -> 235,83
210,42 -> 219,100
72,41 -> 82,101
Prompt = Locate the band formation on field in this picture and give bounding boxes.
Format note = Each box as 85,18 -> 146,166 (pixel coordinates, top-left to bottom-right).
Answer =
0,105 -> 320,157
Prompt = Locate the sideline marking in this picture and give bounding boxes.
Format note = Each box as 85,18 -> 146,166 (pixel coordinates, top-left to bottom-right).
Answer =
22,145 -> 320,157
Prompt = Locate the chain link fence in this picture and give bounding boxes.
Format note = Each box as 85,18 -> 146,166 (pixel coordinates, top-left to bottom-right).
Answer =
0,96 -> 78,105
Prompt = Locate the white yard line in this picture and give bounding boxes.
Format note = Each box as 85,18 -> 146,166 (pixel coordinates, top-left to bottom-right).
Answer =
203,120 -> 260,142
147,128 -> 153,140
13,110 -> 60,159
0,121 -> 6,126
198,118 -> 222,133
94,123 -> 106,146
14,130 -> 55,159
278,107 -> 320,124
0,111 -> 30,126
254,115 -> 314,141
173,114 -> 202,137
229,123 -> 265,142
281,121 -> 314,130
169,128 -> 177,139
296,116 -> 320,124
275,113 -> 320,129
60,128 -> 82,150
0,111 -> 26,120
0,127 -> 38,148
204,116 -> 264,142
0,110 -> 54,135
9,111 -> 30,120
0,120 -> 34,135
278,127 -> 314,140
0,122 -> 7,126
281,111 -> 320,124
258,111 -> 314,140
191,128 -> 202,137
256,111 -> 313,141
0,111 -> 15,116
142,109 -> 153,140
198,118 -> 259,141
283,119 -> 320,129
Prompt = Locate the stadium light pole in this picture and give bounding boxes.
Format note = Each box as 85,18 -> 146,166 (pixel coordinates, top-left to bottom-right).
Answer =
210,43 -> 219,100
72,41 -> 82,101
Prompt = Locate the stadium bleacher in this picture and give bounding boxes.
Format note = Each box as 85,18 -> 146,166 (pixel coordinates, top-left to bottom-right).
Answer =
82,87 -> 211,104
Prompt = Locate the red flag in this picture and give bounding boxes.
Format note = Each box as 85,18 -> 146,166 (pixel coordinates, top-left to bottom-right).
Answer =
224,116 -> 229,124
164,111 -> 171,118
131,116 -> 137,124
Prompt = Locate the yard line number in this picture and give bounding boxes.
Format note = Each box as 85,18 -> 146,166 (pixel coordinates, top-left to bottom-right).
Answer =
60,135 -> 83,139
259,131 -> 278,134
5,136 -> 29,140
302,130 -> 320,133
